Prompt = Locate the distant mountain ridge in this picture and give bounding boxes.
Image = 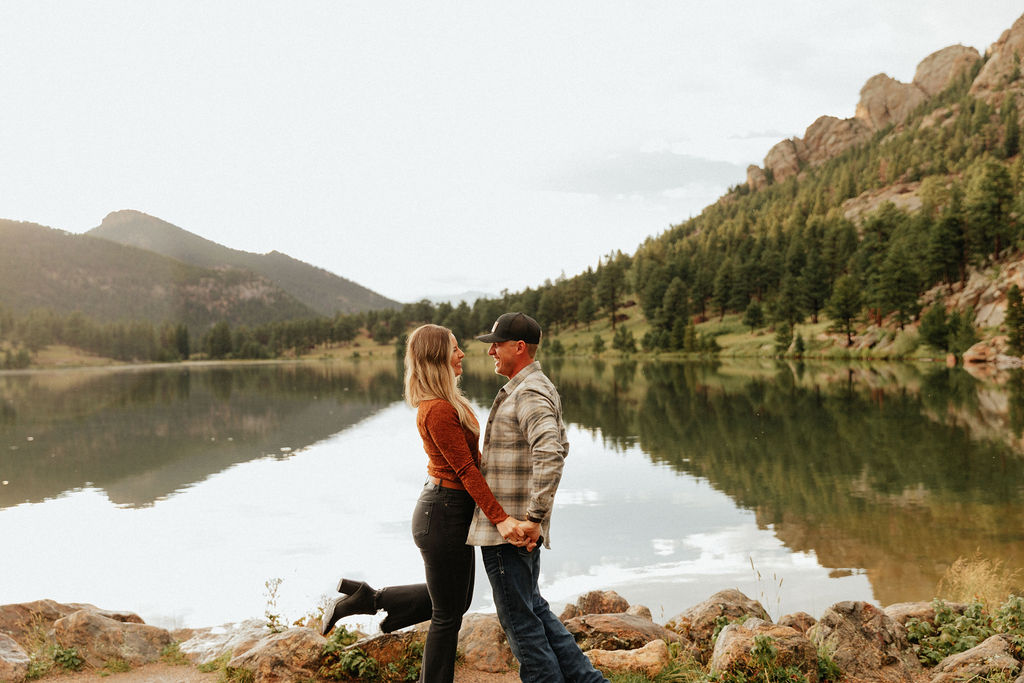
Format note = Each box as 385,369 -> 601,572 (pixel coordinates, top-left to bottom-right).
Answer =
88,210 -> 400,315
0,218 -> 319,329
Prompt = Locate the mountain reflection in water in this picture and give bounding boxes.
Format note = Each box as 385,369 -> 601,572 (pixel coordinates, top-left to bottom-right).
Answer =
1,357 -> 1021,627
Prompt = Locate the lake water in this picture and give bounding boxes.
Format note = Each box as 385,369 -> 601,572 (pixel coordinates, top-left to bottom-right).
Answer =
1,357 -> 1022,632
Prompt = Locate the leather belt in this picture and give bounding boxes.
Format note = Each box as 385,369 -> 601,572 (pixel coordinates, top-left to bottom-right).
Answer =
428,476 -> 466,491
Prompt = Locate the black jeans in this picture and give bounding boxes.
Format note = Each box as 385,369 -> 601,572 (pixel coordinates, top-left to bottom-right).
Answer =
409,482 -> 476,682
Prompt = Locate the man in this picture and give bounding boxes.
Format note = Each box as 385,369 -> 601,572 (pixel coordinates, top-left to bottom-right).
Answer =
467,312 -> 607,683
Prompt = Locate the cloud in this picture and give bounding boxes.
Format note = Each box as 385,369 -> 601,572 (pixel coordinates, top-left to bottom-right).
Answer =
542,151 -> 746,197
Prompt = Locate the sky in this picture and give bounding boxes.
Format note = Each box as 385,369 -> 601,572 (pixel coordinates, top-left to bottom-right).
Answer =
2,2 -> 1023,303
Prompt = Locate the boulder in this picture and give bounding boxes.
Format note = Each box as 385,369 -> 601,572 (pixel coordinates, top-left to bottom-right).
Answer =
0,599 -> 142,650
801,116 -> 871,166
564,613 -> 682,652
457,613 -> 515,673
971,13 -> 1024,102
747,165 -> 769,192
778,611 -> 816,634
586,639 -> 671,678
0,633 -> 30,683
347,629 -> 426,668
177,619 -> 271,665
914,45 -> 982,97
764,139 -> 804,183
226,627 -> 326,683
855,74 -> 928,131
883,601 -> 965,627
626,604 -> 653,621
711,620 -> 819,683
574,590 -> 631,616
52,609 -> 172,668
667,589 -> 771,661
931,634 -> 1021,683
808,601 -> 922,683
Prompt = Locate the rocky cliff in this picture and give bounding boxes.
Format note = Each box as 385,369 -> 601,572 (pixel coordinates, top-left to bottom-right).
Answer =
746,42 -> 985,189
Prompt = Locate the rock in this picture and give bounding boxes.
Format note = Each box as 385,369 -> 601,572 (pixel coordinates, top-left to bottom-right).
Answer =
560,603 -> 581,622
711,621 -> 819,683
914,45 -> 982,97
963,340 -> 999,364
177,619 -> 271,665
564,613 -> 682,652
347,629 -> 427,669
0,633 -> 30,683
841,184 -> 922,225
0,600 -> 143,650
52,610 -> 173,669
226,627 -> 325,683
626,604 -> 653,621
778,612 -> 816,634
574,590 -> 631,616
764,139 -> 804,183
931,634 -> 1021,683
808,601 -> 922,683
747,165 -> 769,192
801,116 -> 871,166
457,613 -> 515,673
586,639 -> 671,678
971,14 -> 1024,103
855,74 -> 928,131
883,601 -> 965,627
667,589 -> 771,661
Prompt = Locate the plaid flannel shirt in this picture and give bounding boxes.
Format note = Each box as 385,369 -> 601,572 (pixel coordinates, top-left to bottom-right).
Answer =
466,362 -> 569,549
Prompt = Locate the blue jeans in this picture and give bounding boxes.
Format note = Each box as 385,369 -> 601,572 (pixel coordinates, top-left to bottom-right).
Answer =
481,544 -> 607,683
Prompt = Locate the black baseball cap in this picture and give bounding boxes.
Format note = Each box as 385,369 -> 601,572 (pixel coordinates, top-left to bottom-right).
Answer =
476,312 -> 542,344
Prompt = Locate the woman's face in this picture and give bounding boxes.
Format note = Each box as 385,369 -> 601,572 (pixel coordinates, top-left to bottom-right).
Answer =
449,333 -> 465,377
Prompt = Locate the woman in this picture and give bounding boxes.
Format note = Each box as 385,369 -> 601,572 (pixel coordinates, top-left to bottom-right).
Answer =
320,324 -> 526,681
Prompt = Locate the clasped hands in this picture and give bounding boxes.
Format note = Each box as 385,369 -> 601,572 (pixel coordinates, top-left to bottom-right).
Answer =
496,517 -> 541,552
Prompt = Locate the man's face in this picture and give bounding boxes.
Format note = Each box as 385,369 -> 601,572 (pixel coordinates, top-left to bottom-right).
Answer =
488,340 -> 521,378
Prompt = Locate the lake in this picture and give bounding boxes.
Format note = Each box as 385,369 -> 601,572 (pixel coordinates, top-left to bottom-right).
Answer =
1,356 -> 1022,632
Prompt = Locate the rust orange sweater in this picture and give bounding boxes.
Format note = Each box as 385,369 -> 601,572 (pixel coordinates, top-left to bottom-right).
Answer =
416,399 -> 507,525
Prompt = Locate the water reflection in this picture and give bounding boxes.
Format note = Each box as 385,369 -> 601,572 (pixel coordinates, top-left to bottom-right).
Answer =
1,358 -> 1022,625
497,359 -> 1024,607
0,361 -> 403,508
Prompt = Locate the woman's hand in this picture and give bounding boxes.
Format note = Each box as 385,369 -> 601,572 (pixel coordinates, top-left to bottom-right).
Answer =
497,517 -> 540,552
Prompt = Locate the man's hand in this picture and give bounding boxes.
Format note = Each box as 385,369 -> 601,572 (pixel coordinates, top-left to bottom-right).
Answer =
497,518 -> 542,552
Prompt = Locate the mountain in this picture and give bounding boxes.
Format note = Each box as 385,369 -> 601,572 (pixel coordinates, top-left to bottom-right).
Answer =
0,219 -> 318,329
88,210 -> 400,315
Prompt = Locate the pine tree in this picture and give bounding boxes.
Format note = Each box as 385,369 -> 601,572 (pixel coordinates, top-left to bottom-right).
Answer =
1005,284 -> 1024,355
826,274 -> 862,345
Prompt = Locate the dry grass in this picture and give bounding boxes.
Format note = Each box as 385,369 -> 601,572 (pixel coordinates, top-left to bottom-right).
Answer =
937,552 -> 1023,606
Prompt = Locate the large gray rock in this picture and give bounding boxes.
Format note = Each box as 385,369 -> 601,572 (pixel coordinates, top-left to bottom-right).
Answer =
52,609 -> 172,668
564,613 -> 682,652
883,601 -> 966,627
668,589 -> 771,661
177,619 -> 271,665
802,115 -> 871,166
457,613 -> 514,673
0,633 -> 30,683
809,601 -> 923,683
764,139 -> 804,183
586,639 -> 671,678
711,619 -> 819,683
930,634 -> 1021,683
226,627 -> 326,683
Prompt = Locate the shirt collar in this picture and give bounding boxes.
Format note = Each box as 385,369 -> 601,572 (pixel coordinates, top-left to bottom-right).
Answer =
500,360 -> 541,394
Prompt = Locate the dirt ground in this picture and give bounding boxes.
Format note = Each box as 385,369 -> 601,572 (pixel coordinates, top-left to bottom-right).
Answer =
37,661 -> 520,682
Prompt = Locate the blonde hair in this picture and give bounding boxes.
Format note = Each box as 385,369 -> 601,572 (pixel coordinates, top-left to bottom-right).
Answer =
404,324 -> 479,436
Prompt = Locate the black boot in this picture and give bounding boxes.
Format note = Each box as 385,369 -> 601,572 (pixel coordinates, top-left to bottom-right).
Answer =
320,579 -> 378,635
